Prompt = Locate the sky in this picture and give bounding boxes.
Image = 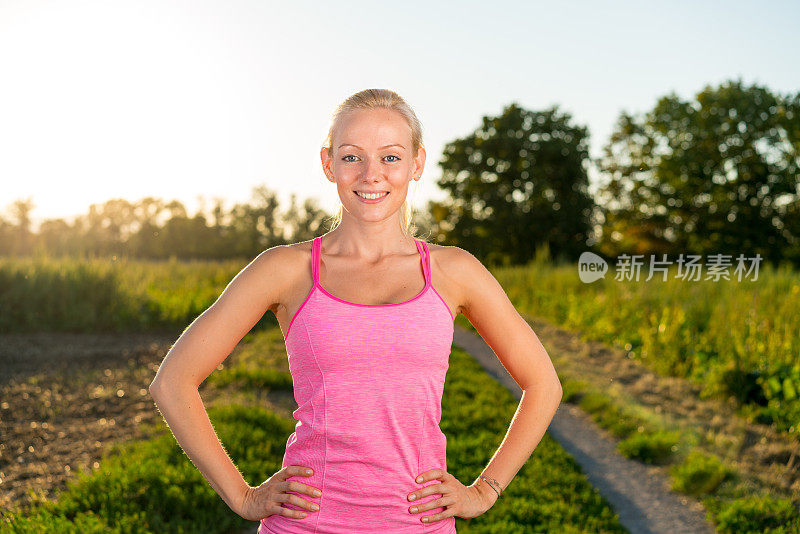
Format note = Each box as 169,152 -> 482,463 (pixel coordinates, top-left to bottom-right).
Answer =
1,0 -> 798,228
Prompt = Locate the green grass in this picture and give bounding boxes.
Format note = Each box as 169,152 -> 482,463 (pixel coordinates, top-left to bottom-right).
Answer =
711,495 -> 800,534
555,376 -> 799,533
2,253 -> 797,436
616,430 -> 680,466
2,406 -> 288,533
442,346 -> 625,533
493,257 -> 800,437
0,255 -> 268,333
2,328 -> 626,533
670,450 -> 732,497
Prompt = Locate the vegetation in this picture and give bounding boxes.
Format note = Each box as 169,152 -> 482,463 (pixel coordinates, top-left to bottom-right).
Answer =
0,187 -> 332,260
557,374 -> 799,533
670,450 -> 732,497
492,257 -> 800,437
431,102 -> 594,265
2,330 -> 625,533
0,255 -> 258,333
3,76 -> 798,531
4,79 -> 798,269
596,79 -> 800,267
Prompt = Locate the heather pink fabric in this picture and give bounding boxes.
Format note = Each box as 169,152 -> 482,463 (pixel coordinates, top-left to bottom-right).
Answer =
259,235 -> 456,533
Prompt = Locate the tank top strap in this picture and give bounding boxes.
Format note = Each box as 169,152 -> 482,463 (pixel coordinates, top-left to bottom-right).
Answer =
416,239 -> 432,286
311,236 -> 321,284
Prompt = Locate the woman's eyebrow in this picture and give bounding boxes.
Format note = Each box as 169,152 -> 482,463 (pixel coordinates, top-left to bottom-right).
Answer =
338,143 -> 405,150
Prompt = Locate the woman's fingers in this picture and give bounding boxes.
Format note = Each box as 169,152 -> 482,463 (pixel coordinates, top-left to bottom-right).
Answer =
275,502 -> 310,519
419,507 -> 457,523
283,465 -> 314,478
280,492 -> 320,512
286,479 -> 322,498
409,494 -> 453,512
272,465 -> 321,516
408,481 -> 445,502
271,480 -> 321,514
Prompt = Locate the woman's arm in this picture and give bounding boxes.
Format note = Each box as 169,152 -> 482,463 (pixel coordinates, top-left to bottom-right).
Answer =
149,245 -> 292,515
446,247 -> 563,506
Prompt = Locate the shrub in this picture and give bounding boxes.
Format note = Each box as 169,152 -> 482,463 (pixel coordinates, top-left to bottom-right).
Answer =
670,450 -> 731,496
617,430 -> 679,465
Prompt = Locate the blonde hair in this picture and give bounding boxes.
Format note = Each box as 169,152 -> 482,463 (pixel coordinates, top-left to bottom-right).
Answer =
322,88 -> 423,238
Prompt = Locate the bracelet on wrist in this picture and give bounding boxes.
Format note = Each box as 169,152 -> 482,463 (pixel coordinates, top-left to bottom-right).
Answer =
477,474 -> 503,499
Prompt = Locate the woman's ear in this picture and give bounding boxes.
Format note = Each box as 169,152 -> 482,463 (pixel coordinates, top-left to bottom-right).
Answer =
320,146 -> 334,182
413,146 -> 427,180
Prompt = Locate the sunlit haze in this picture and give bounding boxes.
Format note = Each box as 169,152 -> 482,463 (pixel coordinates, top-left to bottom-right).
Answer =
1,0 -> 797,228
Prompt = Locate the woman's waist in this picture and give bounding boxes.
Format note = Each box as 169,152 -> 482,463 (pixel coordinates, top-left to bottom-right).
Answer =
261,475 -> 456,533
287,421 -> 447,460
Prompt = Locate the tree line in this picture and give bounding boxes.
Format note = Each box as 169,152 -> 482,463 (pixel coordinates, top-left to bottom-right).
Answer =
2,78 -> 798,268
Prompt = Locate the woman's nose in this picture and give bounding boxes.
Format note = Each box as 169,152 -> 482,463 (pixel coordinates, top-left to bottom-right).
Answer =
361,158 -> 384,181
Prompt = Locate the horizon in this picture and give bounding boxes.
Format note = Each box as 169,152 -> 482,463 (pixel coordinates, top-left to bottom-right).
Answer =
1,0 -> 798,228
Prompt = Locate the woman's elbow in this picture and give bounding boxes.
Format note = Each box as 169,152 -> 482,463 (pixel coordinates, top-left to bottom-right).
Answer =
148,379 -> 167,402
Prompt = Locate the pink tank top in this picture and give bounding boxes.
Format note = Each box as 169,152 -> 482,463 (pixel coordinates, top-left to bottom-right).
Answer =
259,235 -> 457,533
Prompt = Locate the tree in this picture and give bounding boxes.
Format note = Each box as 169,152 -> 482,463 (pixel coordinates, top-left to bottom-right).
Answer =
596,78 -> 800,266
228,185 -> 282,257
282,193 -> 330,243
433,102 -> 595,265
5,198 -> 35,255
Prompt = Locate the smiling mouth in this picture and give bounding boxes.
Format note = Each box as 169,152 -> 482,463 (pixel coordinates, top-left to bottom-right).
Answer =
354,191 -> 390,200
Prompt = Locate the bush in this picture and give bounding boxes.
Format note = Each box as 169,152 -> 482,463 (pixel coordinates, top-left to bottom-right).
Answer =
670,450 -> 731,496
714,495 -> 800,534
617,430 -> 679,465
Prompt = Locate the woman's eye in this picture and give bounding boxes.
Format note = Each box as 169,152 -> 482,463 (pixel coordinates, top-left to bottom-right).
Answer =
341,154 -> 399,162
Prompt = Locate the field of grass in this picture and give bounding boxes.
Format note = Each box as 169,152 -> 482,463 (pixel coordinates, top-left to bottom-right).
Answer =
3,253 -> 798,531
0,255 -> 252,333
2,328 -> 625,533
493,256 -> 800,437
1,254 -> 796,436
556,375 -> 799,533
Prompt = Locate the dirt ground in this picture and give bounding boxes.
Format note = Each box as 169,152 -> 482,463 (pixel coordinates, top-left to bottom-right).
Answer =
1,320 -> 798,518
0,331 -> 179,511
0,330 -> 299,514
524,313 -> 800,498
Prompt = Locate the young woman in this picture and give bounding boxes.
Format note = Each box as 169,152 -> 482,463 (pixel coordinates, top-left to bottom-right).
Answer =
149,89 -> 563,533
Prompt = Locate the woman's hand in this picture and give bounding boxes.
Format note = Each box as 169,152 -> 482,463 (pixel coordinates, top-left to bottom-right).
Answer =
235,465 -> 322,521
406,469 -> 497,523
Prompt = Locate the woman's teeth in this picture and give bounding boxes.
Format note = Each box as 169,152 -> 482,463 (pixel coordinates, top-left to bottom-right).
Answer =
355,191 -> 389,200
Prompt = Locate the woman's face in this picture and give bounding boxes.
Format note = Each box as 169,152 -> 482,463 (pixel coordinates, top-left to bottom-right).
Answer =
321,107 -> 425,224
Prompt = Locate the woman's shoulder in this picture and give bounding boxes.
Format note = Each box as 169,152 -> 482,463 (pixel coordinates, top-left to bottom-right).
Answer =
243,240 -> 315,300
281,238 -> 314,255
425,241 -> 476,268
261,239 -> 315,278
224,239 -> 317,313
424,241 -> 484,288
253,239 -> 312,264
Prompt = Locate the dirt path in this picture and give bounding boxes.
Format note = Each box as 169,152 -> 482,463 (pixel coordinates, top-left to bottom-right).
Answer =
3,323 -> 797,531
455,310 -> 800,533
453,325 -> 717,533
520,314 -> 800,497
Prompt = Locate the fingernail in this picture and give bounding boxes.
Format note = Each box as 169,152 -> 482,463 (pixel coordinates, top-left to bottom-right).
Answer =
416,476 -> 422,482
300,512 -> 307,517
410,506 -> 418,513
306,469 -> 312,474
408,494 -> 416,501
311,504 -> 319,511
314,490 -> 321,496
